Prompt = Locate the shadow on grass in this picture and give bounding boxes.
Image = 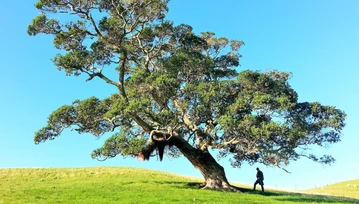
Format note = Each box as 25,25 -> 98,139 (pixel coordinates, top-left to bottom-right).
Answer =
183,182 -> 359,203
275,197 -> 359,203
242,187 -> 359,203
239,186 -> 359,203
154,181 -> 190,186
186,182 -> 268,193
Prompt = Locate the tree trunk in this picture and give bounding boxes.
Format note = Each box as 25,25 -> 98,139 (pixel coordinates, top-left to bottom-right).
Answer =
170,136 -> 239,191
184,148 -> 232,190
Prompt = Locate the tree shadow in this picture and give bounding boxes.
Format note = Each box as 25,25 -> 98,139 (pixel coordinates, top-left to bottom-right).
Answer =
186,182 -> 272,193
152,181 -> 359,203
184,182 -> 359,203
274,196 -> 359,203
241,186 -> 359,203
154,181 -> 190,185
186,182 -> 205,188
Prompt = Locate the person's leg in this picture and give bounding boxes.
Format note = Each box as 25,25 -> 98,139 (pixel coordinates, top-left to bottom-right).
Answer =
253,181 -> 258,190
261,184 -> 264,192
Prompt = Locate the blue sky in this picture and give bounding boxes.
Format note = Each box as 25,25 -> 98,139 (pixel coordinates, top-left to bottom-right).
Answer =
1,0 -> 358,190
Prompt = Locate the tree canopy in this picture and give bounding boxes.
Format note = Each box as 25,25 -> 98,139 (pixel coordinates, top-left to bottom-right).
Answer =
28,0 -> 346,190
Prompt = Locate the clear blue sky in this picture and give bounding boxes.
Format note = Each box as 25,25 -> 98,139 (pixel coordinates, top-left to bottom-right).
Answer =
1,0 -> 358,190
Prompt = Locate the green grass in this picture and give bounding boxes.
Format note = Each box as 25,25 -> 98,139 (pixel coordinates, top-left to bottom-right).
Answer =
305,179 -> 359,199
0,167 -> 358,204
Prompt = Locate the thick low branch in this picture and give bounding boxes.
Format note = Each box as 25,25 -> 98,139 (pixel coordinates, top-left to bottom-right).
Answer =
132,115 -> 153,132
150,128 -> 179,141
138,128 -> 176,161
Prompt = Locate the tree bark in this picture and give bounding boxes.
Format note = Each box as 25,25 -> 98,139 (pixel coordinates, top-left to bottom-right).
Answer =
139,130 -> 239,191
170,136 -> 239,191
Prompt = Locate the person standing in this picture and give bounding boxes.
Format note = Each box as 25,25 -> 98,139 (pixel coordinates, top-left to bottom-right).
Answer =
253,167 -> 264,192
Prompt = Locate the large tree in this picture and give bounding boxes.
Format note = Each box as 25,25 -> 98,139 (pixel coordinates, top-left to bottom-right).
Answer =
28,0 -> 346,191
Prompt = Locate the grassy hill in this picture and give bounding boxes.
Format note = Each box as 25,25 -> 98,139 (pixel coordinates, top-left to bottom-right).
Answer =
0,167 -> 358,204
305,179 -> 359,199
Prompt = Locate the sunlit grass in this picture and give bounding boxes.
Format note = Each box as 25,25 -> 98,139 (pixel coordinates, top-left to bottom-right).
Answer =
0,167 -> 357,203
305,179 -> 359,199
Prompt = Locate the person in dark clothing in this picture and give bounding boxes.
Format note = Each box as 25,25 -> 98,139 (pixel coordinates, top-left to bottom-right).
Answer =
253,167 -> 264,192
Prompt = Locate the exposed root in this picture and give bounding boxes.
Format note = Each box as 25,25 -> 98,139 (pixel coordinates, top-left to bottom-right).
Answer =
187,182 -> 241,192
201,181 -> 242,192
202,184 -> 241,192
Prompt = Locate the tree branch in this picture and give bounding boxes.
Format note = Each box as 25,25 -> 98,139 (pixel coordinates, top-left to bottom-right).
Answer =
85,70 -> 119,88
276,165 -> 291,173
118,52 -> 128,99
135,32 -> 151,72
215,138 -> 240,149
88,13 -> 104,38
132,115 -> 153,132
173,100 -> 212,150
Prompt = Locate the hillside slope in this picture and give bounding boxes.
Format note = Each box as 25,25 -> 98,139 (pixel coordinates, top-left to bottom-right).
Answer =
305,179 -> 359,199
0,167 -> 357,204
